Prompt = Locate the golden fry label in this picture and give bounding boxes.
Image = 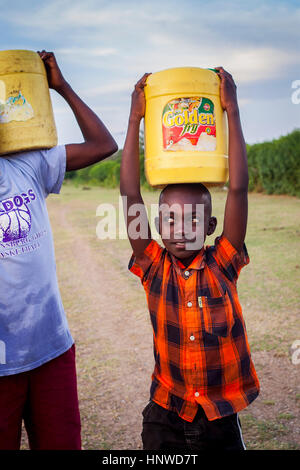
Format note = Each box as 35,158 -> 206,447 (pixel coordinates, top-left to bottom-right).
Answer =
162,97 -> 216,151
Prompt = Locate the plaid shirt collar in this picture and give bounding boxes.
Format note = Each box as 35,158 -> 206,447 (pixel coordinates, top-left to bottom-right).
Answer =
169,247 -> 206,275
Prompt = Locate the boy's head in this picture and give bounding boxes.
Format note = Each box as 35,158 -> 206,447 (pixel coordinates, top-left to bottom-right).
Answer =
156,183 -> 217,261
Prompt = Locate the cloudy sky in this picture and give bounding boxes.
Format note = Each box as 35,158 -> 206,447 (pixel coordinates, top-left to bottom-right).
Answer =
0,0 -> 299,147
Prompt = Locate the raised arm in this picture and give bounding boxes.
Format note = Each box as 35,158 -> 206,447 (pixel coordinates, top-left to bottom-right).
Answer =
38,50 -> 118,171
215,67 -> 249,253
120,74 -> 152,257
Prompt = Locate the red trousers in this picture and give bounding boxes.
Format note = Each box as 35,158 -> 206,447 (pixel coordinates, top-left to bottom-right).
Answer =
0,344 -> 81,450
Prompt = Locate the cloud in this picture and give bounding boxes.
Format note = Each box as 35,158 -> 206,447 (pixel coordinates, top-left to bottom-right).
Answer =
222,47 -> 299,83
56,47 -> 117,57
124,42 -> 298,84
0,0 -> 180,31
1,0 -> 298,146
1,1 -> 298,84
238,98 -> 251,107
82,81 -> 131,97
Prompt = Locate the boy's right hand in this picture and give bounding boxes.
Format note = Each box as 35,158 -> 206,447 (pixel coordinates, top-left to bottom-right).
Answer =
130,73 -> 151,121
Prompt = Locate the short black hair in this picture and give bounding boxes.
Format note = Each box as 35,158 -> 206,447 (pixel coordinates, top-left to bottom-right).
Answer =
159,183 -> 212,215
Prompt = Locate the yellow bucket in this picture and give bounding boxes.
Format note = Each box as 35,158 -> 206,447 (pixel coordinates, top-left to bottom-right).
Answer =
144,67 -> 228,187
0,49 -> 57,156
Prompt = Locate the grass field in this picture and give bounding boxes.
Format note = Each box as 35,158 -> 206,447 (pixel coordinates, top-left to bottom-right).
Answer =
22,184 -> 300,450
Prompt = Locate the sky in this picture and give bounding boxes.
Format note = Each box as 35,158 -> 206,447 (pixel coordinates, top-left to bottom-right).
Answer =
0,0 -> 299,148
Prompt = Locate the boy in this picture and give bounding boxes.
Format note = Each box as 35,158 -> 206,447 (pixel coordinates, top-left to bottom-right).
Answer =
0,50 -> 117,450
120,69 -> 260,450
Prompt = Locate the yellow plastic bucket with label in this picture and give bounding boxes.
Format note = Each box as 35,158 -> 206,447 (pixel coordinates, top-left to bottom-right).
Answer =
0,49 -> 57,156
144,67 -> 228,186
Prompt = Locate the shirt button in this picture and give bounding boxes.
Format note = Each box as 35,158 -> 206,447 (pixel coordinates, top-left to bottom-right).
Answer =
194,392 -> 200,397
184,270 -> 190,277
190,335 -> 195,341
187,301 -> 192,307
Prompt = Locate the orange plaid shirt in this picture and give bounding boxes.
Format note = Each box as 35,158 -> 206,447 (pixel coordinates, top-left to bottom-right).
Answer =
129,235 -> 260,422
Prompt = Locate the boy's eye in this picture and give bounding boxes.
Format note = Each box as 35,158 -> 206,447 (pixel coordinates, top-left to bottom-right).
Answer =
185,216 -> 201,224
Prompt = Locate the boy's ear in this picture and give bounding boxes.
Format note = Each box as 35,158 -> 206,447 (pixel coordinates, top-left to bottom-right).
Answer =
207,216 -> 217,236
154,216 -> 161,235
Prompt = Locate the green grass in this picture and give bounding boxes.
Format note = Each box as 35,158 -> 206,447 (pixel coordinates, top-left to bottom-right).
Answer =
240,414 -> 298,450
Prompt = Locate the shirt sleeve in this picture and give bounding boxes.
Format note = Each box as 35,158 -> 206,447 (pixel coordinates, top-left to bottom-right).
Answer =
128,239 -> 163,284
36,145 -> 66,196
0,158 -> 4,184
213,234 -> 249,284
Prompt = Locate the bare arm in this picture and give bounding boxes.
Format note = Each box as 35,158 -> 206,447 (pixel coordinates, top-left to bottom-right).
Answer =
120,74 -> 152,257
38,50 -> 118,171
215,67 -> 248,253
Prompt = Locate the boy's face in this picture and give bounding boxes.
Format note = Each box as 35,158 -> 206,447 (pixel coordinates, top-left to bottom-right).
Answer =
157,185 -> 216,262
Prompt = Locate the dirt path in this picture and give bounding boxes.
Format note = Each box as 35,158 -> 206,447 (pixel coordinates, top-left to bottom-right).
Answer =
48,197 -> 156,450
21,189 -> 300,450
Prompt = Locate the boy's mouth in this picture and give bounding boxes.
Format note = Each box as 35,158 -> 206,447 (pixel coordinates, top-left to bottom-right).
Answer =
171,239 -> 196,249
168,236 -> 203,253
173,241 -> 186,249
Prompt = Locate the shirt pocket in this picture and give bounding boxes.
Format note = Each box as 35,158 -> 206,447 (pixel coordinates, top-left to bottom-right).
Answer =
199,291 -> 235,337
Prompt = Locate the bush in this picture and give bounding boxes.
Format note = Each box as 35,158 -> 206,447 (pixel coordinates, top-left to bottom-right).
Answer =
247,143 -> 262,192
247,129 -> 300,197
74,165 -> 94,183
65,130 -> 300,197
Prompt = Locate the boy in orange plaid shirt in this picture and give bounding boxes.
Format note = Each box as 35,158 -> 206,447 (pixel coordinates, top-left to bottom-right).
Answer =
120,68 -> 260,450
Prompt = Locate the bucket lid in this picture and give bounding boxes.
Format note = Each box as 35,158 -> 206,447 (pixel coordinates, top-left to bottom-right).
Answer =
0,50 -> 46,76
145,67 -> 220,100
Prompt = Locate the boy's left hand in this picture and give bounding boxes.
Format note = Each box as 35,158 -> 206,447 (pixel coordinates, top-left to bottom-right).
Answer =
214,67 -> 238,114
38,50 -> 67,92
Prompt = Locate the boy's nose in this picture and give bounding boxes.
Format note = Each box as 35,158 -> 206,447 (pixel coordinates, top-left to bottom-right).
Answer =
173,218 -> 185,238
